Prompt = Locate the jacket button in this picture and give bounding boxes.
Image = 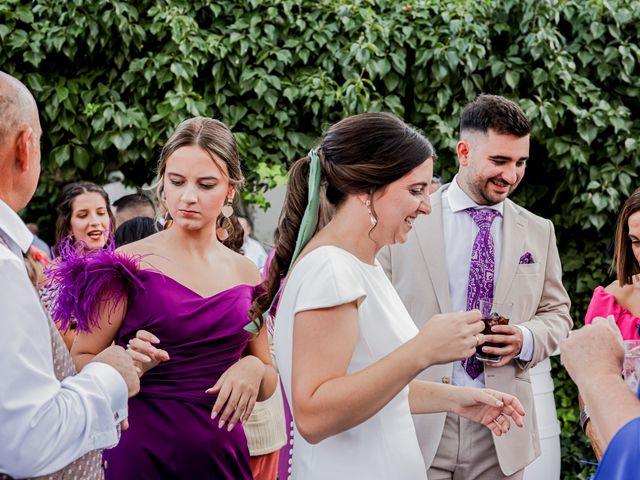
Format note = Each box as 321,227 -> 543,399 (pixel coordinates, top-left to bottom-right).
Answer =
441,377 -> 450,384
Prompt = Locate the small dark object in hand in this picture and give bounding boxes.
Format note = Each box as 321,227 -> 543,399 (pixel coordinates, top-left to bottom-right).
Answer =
476,313 -> 509,363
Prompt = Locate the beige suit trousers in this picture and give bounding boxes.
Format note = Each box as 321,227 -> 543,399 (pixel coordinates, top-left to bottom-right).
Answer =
428,413 -> 524,480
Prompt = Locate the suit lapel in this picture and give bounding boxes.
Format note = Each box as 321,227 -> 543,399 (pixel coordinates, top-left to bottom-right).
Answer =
415,189 -> 451,312
494,199 -> 527,303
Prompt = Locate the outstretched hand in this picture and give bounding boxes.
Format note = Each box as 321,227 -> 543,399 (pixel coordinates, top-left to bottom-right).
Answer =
453,388 -> 525,436
206,355 -> 265,432
126,329 -> 170,377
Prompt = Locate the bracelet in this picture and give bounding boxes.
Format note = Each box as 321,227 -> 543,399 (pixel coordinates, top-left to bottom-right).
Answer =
579,405 -> 590,432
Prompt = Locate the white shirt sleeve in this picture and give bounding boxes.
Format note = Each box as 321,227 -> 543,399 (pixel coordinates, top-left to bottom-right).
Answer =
0,254 -> 128,478
514,324 -> 535,362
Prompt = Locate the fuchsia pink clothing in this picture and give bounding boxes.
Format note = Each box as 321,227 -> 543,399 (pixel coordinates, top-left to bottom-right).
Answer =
46,246 -> 254,479
585,286 -> 640,340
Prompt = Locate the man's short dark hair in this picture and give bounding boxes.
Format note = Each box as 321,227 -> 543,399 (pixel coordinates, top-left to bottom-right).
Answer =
460,94 -> 531,137
115,216 -> 158,247
112,193 -> 155,213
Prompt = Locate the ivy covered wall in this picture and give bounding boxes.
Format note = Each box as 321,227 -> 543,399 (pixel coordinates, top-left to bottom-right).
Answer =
2,0 -> 639,476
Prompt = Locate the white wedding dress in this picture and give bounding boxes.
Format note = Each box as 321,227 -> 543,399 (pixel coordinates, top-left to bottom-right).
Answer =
274,246 -> 427,480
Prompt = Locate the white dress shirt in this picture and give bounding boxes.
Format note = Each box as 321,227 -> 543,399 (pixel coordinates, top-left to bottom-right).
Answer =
443,177 -> 534,388
0,199 -> 128,478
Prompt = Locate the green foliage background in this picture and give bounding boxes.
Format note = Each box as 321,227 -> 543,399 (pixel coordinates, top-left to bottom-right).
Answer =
2,0 -> 639,477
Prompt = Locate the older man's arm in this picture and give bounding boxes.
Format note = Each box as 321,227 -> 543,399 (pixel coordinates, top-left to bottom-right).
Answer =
562,317 -> 640,447
0,257 -> 130,478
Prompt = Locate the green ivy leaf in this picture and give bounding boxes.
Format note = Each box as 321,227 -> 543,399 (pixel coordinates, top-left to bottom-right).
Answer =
577,123 -> 598,145
0,24 -> 11,40
50,144 -> 71,168
73,146 -> 90,170
112,131 -> 134,150
505,70 -> 519,89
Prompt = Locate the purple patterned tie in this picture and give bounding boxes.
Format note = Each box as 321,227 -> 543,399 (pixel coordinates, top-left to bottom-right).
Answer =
462,208 -> 499,379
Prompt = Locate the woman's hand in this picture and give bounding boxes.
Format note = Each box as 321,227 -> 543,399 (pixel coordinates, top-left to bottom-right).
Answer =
416,310 -> 484,367
452,387 -> 525,436
126,329 -> 170,377
206,355 -> 265,432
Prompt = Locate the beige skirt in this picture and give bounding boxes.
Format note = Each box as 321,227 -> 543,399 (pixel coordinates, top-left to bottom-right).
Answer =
245,380 -> 287,456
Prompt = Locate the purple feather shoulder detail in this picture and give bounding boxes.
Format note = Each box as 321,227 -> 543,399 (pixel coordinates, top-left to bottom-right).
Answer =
43,237 -> 145,333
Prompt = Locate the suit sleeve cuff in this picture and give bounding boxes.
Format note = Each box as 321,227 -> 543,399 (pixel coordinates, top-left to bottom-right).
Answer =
82,362 -> 129,423
514,325 -> 534,362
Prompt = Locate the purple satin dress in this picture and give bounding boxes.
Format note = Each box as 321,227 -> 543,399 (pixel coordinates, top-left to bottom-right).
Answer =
103,270 -> 253,479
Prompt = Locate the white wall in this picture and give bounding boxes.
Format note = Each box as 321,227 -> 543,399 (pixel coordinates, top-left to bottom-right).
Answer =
247,184 -> 287,248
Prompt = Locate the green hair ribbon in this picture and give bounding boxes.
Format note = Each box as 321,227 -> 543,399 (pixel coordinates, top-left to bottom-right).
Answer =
244,148 -> 322,334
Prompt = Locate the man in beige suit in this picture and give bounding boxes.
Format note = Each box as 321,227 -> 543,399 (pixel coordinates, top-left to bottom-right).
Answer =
379,95 -> 572,479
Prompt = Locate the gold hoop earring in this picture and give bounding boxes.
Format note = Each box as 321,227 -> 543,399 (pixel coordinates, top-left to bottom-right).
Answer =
216,199 -> 234,241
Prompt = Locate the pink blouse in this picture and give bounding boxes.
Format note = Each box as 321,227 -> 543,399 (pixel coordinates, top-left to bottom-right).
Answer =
585,286 -> 640,340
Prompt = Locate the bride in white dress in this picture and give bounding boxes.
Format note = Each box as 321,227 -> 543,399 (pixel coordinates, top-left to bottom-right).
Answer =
251,113 -> 525,480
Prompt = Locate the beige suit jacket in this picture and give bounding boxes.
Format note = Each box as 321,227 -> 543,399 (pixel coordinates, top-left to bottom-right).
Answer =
378,186 -> 572,476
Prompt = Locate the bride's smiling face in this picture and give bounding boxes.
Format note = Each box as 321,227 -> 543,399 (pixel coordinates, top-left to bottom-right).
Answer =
369,157 -> 434,245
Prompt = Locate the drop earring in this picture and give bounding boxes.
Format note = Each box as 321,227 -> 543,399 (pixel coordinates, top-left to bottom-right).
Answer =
163,211 -> 173,230
216,199 -> 234,241
365,198 -> 377,226
221,202 -> 233,219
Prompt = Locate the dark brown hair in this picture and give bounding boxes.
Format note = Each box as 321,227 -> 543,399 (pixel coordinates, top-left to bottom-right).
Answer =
460,94 -> 531,137
156,117 -> 245,250
53,181 -> 114,256
112,193 -> 155,214
614,187 -> 640,286
250,112 -> 436,322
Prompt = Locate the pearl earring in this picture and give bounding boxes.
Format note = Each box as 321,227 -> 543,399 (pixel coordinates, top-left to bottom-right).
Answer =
365,199 -> 377,226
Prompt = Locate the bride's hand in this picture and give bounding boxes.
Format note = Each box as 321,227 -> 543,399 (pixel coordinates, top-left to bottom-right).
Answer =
452,388 -> 525,436
415,310 -> 484,367
206,355 -> 265,432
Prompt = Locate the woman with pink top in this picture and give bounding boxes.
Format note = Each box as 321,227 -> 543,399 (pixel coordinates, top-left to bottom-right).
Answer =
585,187 -> 640,338
581,187 -> 640,459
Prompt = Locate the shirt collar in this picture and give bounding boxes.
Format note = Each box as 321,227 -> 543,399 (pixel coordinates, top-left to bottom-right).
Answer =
0,199 -> 34,254
446,175 -> 504,216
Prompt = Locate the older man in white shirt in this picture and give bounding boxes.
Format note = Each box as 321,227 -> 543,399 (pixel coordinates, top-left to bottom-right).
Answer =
0,71 -> 139,479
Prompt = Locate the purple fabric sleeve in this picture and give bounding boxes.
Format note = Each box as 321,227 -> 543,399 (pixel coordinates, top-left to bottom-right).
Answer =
43,238 -> 144,332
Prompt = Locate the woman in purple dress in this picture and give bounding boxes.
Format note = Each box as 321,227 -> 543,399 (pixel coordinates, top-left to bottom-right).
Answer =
51,117 -> 278,479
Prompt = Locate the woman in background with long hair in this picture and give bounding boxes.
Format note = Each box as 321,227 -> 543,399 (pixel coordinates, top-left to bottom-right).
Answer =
42,181 -> 114,350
